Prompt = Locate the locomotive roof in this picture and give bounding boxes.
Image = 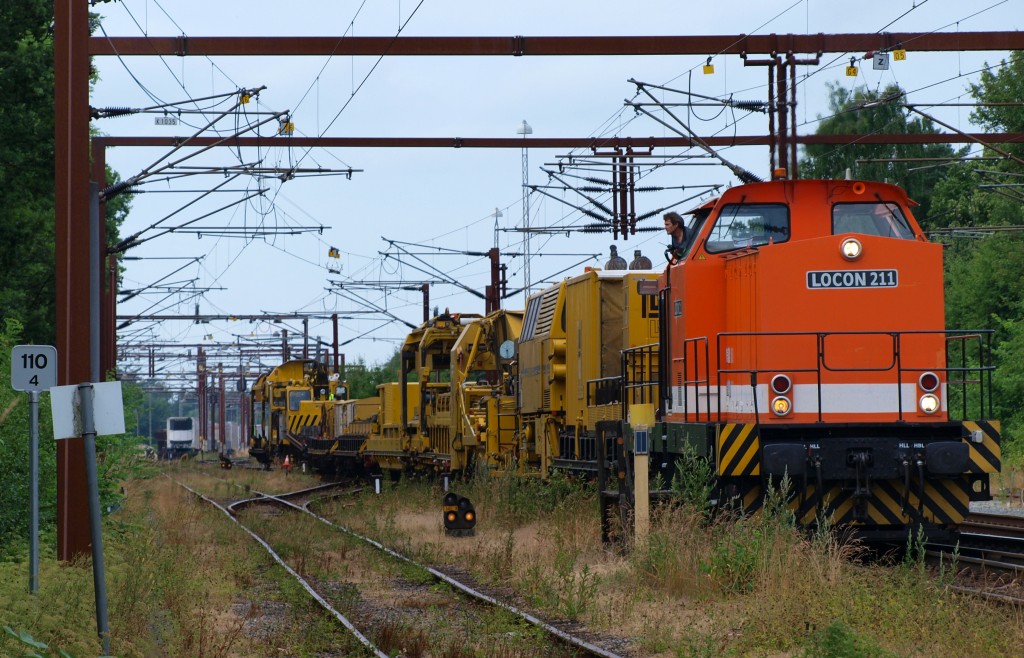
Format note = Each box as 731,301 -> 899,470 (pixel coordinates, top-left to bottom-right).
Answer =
686,178 -> 917,212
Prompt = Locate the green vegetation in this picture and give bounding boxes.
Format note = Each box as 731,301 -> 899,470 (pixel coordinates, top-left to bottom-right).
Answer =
345,351 -> 402,400
325,471 -> 1024,658
800,82 -> 959,224
0,3 -> 131,346
800,75 -> 1024,461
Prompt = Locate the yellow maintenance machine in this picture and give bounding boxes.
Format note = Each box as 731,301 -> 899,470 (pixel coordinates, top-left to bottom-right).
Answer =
517,268 -> 661,475
450,309 -> 524,472
247,358 -> 333,468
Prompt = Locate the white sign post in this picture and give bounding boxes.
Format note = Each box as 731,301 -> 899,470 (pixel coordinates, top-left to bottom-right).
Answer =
11,345 -> 57,595
50,381 -> 124,657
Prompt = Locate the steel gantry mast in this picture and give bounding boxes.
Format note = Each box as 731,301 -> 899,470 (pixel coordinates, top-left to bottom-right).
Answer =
56,10 -> 1024,559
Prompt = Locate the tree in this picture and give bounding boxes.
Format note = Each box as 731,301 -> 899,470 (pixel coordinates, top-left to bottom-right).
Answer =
936,52 -> 1024,458
345,351 -> 401,400
0,1 -> 58,344
0,6 -> 132,345
800,83 -> 960,228
0,318 -> 59,554
970,51 -> 1024,147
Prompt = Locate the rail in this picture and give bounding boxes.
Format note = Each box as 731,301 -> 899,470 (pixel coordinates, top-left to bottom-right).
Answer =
169,476 -> 387,657
232,486 -> 626,658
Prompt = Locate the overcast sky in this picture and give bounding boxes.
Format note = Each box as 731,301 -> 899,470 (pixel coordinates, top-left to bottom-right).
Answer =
89,0 -> 1021,381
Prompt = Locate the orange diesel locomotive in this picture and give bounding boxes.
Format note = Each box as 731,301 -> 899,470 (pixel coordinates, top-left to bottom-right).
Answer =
620,178 -> 999,541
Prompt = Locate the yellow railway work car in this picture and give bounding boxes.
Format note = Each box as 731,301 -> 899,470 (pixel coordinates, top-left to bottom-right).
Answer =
518,268 -> 661,474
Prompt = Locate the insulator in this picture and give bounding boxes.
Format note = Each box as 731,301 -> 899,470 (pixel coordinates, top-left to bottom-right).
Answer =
579,186 -> 608,193
101,180 -> 135,200
733,100 -> 768,113
97,106 -> 134,118
636,226 -> 663,233
582,208 -> 606,220
580,224 -> 610,233
635,186 -> 663,193
584,177 -> 613,186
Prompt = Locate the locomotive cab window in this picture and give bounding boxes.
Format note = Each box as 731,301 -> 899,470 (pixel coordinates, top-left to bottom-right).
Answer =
705,203 -> 789,253
673,208 -> 711,260
288,389 -> 311,411
832,202 -> 914,239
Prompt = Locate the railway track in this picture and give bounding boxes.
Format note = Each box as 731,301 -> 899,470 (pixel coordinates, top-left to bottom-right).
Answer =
172,473 -> 628,657
925,512 -> 1024,606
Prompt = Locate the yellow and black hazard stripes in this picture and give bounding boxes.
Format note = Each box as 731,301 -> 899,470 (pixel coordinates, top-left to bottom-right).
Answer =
716,424 -> 760,477
963,420 -> 1001,474
789,479 -> 971,527
288,412 -> 321,433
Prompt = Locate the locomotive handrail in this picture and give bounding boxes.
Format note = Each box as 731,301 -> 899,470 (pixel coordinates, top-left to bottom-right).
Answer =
682,336 -> 711,421
706,329 -> 996,423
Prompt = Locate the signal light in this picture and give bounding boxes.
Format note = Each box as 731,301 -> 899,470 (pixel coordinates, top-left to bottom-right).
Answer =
918,372 -> 939,392
442,492 -> 476,537
770,374 -> 792,395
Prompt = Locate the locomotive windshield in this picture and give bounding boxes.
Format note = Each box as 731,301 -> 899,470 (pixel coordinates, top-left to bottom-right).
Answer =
168,417 -> 192,431
288,389 -> 311,411
832,202 -> 914,239
674,208 -> 710,259
705,203 -> 789,253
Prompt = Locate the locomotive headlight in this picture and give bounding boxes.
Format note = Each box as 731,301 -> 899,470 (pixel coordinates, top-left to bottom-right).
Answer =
840,238 -> 863,260
771,396 -> 792,416
919,394 -> 940,414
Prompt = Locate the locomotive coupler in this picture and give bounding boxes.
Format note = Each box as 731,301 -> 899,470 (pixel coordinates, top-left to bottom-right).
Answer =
849,450 -> 873,520
916,458 -> 926,516
899,458 -> 912,515
813,458 -> 824,516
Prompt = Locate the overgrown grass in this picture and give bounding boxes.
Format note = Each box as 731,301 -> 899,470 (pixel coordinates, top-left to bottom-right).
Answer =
5,461 -> 1023,657
323,466 -> 1024,657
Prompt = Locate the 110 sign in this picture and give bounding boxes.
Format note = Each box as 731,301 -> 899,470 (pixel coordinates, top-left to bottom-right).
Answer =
11,345 -> 57,392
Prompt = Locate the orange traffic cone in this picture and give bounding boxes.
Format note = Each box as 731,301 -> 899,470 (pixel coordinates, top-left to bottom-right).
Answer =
283,455 -> 291,475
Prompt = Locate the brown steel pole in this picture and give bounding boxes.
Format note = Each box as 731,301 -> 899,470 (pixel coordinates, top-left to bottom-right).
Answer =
105,255 -> 118,376
777,59 -> 788,174
486,248 -> 500,313
55,0 -> 93,561
790,56 -> 799,179
628,154 -> 637,235
239,392 -> 248,454
197,348 -> 206,452
91,140 -> 115,378
218,366 -> 226,454
611,155 -> 620,239
422,284 -> 430,323
620,156 -> 630,238
332,313 -> 339,373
